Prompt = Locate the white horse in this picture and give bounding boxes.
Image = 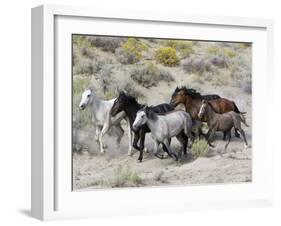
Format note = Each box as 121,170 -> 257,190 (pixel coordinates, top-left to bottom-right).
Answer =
79,88 -> 132,154
132,107 -> 194,161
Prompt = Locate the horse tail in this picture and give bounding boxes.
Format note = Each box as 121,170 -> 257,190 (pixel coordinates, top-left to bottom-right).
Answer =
239,113 -> 249,127
233,102 -> 246,114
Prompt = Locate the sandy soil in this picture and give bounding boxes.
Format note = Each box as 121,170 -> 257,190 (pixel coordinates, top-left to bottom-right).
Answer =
73,139 -> 251,191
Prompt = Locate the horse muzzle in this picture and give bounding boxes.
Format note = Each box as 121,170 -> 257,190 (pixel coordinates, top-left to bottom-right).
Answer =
169,101 -> 176,107
110,108 -> 117,117
169,101 -> 177,107
79,104 -> 85,110
132,124 -> 139,131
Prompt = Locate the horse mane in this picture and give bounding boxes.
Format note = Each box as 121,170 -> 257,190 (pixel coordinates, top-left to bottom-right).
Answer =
178,86 -> 202,99
123,94 -> 139,105
145,107 -> 158,121
207,101 -> 217,112
118,92 -> 143,108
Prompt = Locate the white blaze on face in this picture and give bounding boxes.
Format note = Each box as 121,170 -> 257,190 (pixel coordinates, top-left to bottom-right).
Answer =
79,89 -> 92,109
133,111 -> 147,129
198,103 -> 206,118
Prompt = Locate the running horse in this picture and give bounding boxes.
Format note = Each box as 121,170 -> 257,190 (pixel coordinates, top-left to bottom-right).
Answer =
170,86 -> 246,138
110,91 -> 174,162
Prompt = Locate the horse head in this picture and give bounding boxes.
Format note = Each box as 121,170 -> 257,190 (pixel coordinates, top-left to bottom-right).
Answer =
111,91 -> 127,116
79,88 -> 94,110
133,108 -> 148,130
170,87 -> 188,107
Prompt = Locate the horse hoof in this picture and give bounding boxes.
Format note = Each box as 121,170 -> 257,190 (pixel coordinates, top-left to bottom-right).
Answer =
144,147 -> 148,153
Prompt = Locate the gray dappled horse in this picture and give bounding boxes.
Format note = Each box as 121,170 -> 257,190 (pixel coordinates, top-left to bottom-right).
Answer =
133,107 -> 194,161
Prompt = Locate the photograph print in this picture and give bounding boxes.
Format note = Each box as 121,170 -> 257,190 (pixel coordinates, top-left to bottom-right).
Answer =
72,35 -> 252,191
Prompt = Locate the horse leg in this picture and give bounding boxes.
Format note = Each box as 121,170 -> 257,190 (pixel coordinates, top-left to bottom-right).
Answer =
238,128 -> 248,148
160,138 -> 172,158
176,134 -> 187,158
223,132 -> 227,140
95,126 -> 101,145
111,111 -> 126,124
125,117 -> 133,156
114,125 -> 124,146
161,143 -> 173,159
184,120 -> 194,144
99,120 -> 111,153
153,140 -> 162,159
224,130 -> 232,152
234,129 -> 240,138
132,131 -> 140,151
137,129 -> 146,162
207,128 -> 216,148
163,139 -> 178,161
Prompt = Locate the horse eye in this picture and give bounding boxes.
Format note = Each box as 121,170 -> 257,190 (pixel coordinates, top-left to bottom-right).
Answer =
87,94 -> 91,98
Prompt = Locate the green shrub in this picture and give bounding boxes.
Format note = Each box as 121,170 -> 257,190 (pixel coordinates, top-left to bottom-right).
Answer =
191,139 -> 209,158
107,165 -> 143,188
207,47 -> 220,55
155,47 -> 180,66
115,38 -> 147,64
131,63 -> 174,88
164,40 -> 194,58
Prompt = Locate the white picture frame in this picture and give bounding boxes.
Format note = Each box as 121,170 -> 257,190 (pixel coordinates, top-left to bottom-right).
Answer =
31,4 -> 274,221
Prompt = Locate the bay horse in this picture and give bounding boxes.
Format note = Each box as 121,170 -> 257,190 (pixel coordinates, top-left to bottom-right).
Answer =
110,91 -> 174,161
133,107 -> 194,161
170,86 -> 245,138
198,100 -> 249,151
79,88 -> 132,154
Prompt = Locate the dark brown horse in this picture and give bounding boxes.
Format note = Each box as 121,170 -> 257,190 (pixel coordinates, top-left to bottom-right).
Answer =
170,87 -> 245,138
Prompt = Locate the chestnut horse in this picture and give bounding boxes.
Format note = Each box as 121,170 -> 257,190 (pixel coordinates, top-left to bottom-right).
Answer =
170,87 -> 246,138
